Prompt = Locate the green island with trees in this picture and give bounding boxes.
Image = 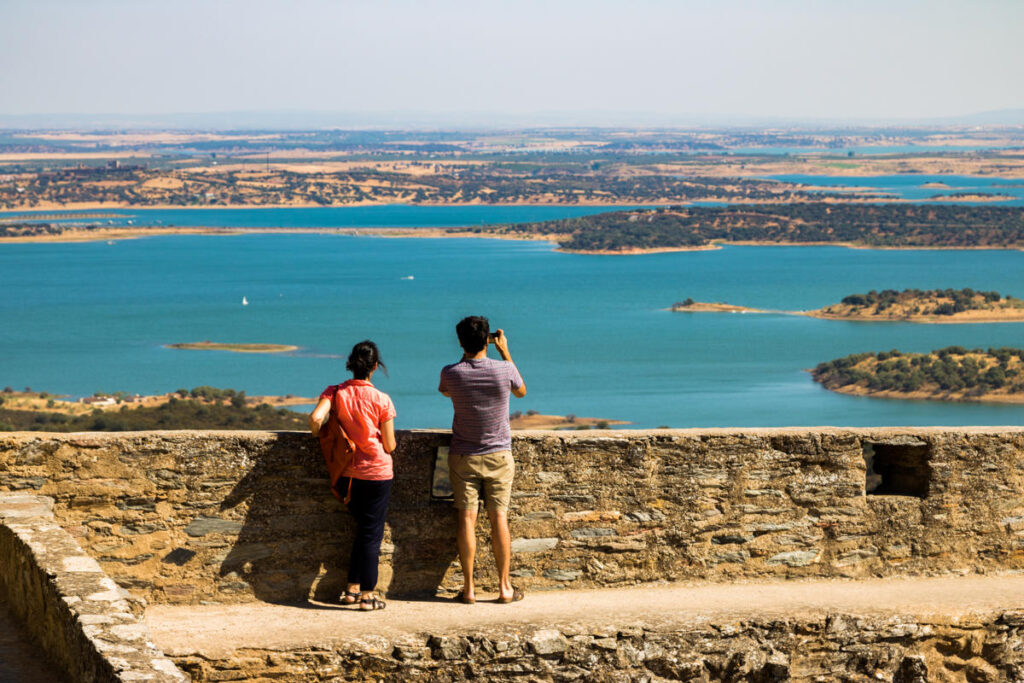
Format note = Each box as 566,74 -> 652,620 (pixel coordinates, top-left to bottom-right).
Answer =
810,288 -> 1024,322
0,386 -> 306,432
811,347 -> 1024,403
482,204 -> 1024,253
670,289 -> 1024,323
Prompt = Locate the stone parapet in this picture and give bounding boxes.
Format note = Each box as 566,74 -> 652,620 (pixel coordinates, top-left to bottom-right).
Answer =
0,492 -> 187,682
169,610 -> 1024,682
1,428 -> 1024,604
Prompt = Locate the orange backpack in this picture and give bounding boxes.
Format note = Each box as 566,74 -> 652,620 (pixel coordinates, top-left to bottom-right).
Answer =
318,386 -> 357,504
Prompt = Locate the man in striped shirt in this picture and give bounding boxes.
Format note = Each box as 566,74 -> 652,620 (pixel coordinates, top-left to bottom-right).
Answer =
439,315 -> 527,604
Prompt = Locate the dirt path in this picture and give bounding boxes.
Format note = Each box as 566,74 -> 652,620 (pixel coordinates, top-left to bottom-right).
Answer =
147,574 -> 1024,658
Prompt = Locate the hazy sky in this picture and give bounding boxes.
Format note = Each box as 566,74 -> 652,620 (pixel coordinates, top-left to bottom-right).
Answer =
2,0 -> 1023,123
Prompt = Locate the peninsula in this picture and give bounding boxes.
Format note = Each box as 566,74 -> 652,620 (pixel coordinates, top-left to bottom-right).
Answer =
8,203 -> 1024,255
490,204 -> 1024,253
0,386 -> 310,431
167,342 -> 299,354
671,289 -> 1024,323
811,346 -> 1024,404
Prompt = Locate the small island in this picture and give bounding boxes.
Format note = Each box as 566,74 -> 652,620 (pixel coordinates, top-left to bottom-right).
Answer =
812,346 -> 1024,404
671,298 -> 768,314
807,289 -> 1024,323
167,342 -> 298,354
509,411 -> 629,430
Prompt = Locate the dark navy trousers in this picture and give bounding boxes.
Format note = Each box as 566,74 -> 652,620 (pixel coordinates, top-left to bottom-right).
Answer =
339,477 -> 393,592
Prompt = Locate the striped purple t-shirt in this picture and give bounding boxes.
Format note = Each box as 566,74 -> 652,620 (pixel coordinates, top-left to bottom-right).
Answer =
439,357 -> 524,456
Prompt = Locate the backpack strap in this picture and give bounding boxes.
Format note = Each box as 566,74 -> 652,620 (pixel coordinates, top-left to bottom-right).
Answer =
330,385 -> 356,505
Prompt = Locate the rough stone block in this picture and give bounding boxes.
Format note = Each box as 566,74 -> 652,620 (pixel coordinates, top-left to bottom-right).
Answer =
528,629 -> 569,656
767,550 -> 820,567
511,538 -> 559,553
184,517 -> 244,537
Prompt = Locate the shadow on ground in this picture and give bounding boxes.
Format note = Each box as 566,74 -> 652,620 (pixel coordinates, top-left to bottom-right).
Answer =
219,432 -> 458,603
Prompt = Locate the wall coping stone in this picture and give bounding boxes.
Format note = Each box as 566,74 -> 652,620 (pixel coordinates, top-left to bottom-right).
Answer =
0,493 -> 188,682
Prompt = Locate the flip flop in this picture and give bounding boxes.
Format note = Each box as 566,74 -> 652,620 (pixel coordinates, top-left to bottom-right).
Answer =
497,587 -> 524,604
455,590 -> 476,604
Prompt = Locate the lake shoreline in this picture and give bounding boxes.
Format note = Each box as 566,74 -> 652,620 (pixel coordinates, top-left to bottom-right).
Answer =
818,383 -> 1024,405
6,225 -> 1024,256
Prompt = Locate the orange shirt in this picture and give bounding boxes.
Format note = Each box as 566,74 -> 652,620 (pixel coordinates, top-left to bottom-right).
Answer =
320,380 -> 396,481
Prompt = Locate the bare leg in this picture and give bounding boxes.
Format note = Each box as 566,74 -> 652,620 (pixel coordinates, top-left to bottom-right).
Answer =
456,508 -> 478,601
488,507 -> 514,600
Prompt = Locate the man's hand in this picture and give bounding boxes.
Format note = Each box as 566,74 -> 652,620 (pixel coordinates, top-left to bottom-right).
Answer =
493,329 -> 527,397
493,329 -> 511,360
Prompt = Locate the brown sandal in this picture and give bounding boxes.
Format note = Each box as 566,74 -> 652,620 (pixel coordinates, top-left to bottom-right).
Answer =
340,590 -> 359,605
497,587 -> 524,604
360,596 -> 386,611
455,590 -> 476,604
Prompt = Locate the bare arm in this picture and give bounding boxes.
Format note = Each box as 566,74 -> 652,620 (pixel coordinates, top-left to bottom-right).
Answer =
309,397 -> 331,436
493,329 -> 527,398
380,418 -> 396,453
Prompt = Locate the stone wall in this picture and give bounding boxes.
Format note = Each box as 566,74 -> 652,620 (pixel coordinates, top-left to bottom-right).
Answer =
0,493 -> 186,682
1,428 -> 1024,604
170,610 -> 1024,682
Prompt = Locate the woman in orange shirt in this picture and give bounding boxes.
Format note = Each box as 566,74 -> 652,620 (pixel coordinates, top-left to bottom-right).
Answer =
309,340 -> 397,610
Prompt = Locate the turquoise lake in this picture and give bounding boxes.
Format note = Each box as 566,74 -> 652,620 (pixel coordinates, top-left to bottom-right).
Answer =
762,174 -> 1024,205
2,203 -> 1023,429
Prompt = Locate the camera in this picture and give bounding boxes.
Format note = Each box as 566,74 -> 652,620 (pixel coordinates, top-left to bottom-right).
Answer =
488,330 -> 499,342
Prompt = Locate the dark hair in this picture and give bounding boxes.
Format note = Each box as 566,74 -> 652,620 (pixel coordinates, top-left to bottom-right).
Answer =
346,340 -> 386,380
456,316 -> 489,355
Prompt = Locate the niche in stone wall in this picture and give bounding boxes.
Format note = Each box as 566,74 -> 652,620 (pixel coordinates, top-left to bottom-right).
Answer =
431,446 -> 454,502
862,439 -> 931,498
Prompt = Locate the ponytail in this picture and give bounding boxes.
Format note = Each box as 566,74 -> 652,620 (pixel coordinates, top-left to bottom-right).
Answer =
346,340 -> 386,380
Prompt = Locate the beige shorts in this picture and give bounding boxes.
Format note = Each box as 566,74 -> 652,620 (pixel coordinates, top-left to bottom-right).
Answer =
448,450 -> 514,512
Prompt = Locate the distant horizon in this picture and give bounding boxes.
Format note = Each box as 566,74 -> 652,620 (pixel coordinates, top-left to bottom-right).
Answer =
2,1 -> 1022,123
2,106 -> 1024,131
